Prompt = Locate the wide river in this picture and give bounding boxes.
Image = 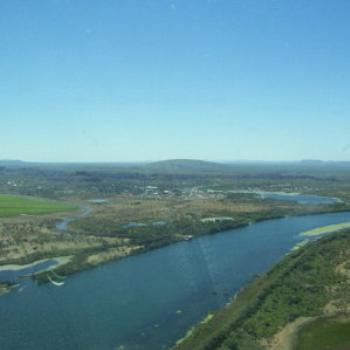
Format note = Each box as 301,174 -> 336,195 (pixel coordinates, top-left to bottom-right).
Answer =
1,207 -> 350,349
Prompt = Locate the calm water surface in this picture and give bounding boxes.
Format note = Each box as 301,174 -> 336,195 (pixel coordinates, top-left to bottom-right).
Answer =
1,211 -> 350,350
259,192 -> 340,204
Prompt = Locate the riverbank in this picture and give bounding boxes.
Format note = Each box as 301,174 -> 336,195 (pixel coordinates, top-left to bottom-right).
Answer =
1,188 -> 350,292
3,210 -> 350,349
0,256 -> 72,272
31,204 -> 350,284
3,201 -> 350,288
301,221 -> 350,236
173,230 -> 350,350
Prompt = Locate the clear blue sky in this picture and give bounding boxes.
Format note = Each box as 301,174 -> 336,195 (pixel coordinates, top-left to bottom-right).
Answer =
1,0 -> 350,162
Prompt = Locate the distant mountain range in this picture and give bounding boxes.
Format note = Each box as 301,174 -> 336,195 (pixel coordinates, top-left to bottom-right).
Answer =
0,160 -> 27,167
1,159 -> 350,173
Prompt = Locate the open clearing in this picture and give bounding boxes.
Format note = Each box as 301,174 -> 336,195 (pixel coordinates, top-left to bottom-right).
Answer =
295,316 -> 350,350
0,194 -> 75,217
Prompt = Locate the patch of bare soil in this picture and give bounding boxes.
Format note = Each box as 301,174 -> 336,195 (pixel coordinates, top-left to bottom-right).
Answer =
261,317 -> 313,350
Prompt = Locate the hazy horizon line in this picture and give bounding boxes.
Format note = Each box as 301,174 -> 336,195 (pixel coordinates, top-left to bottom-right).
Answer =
1,158 -> 349,164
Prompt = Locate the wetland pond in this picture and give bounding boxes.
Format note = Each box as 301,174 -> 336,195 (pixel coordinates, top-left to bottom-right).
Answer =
230,190 -> 341,205
257,191 -> 341,204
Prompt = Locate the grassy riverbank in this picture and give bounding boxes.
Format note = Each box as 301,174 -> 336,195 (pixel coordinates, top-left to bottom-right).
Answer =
301,221 -> 350,236
33,198 -> 350,282
174,231 -> 350,350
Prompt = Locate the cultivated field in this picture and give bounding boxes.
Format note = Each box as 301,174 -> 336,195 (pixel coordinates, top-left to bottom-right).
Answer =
0,194 -> 75,217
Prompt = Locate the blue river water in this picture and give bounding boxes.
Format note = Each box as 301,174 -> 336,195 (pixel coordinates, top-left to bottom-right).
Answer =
55,205 -> 92,231
1,211 -> 350,349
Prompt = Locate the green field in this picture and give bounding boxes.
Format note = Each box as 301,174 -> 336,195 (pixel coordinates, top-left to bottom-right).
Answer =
301,221 -> 350,236
0,194 -> 75,217
296,317 -> 350,350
